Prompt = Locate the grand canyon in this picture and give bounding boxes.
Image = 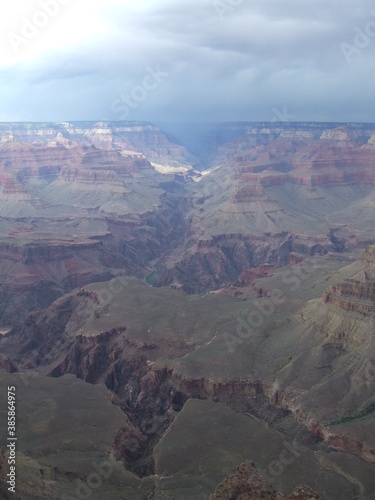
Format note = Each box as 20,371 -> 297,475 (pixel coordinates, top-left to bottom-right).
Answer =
0,121 -> 374,499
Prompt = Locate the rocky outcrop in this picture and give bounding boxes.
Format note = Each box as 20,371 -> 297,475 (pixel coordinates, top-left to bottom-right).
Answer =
0,121 -> 192,166
321,432 -> 375,464
156,233 -> 331,293
262,247 -> 375,464
0,240 -> 103,264
210,460 -> 321,499
234,183 -> 268,202
360,245 -> 375,266
322,246 -> 375,315
236,264 -> 276,286
49,327 -> 127,383
270,389 -> 375,465
0,354 -> 18,373
323,282 -> 375,315
234,147 -> 375,189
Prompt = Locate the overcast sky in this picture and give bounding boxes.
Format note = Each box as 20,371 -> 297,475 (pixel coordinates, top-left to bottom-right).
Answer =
0,0 -> 375,124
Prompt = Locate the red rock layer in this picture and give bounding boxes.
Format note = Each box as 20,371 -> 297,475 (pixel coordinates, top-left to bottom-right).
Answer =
210,460 -> 321,499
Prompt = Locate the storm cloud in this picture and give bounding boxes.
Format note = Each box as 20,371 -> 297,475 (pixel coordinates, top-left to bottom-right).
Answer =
0,0 -> 374,123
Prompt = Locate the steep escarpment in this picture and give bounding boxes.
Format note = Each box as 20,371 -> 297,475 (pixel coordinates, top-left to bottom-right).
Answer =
50,328 -> 127,383
0,354 -> 18,373
265,247 -> 375,464
0,240 -> 102,263
155,232 -> 333,293
323,279 -> 375,315
210,460 -> 321,500
0,121 -> 192,167
0,203 -> 187,324
322,245 -> 375,315
0,237 -> 115,324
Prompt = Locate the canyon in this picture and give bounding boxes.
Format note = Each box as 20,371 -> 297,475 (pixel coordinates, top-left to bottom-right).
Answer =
0,121 -> 374,498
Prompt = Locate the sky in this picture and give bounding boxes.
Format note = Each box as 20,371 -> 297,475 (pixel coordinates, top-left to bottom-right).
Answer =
0,0 -> 375,124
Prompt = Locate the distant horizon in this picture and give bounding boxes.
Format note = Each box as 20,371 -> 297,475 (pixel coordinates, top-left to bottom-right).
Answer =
1,119 -> 375,125
3,120 -> 375,157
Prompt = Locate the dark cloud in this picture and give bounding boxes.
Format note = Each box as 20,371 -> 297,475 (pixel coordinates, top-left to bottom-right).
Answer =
0,0 -> 374,123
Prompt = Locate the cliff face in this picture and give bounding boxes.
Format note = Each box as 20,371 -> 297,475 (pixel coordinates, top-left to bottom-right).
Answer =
323,282 -> 375,315
263,246 -> 375,467
323,246 -> 375,315
210,461 -> 321,500
50,327 -> 127,384
156,232 -> 333,293
0,121 -> 191,165
0,354 -> 18,373
236,148 -> 375,188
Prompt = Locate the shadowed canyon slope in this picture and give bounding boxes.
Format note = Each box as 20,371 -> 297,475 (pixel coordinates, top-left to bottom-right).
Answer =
0,121 -> 375,498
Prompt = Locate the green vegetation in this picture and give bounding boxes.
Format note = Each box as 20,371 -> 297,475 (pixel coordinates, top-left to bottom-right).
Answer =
330,401 -> 375,426
145,271 -> 156,286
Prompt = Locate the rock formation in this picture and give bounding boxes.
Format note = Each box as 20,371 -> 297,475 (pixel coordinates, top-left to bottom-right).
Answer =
210,461 -> 321,499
